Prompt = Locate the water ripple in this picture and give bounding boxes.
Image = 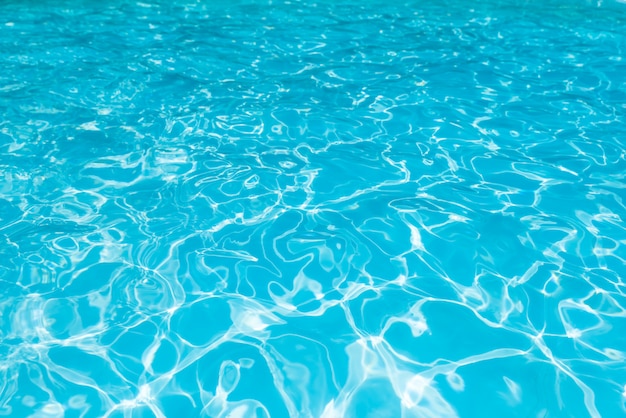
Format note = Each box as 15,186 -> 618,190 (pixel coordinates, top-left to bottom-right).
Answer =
1,0 -> 626,417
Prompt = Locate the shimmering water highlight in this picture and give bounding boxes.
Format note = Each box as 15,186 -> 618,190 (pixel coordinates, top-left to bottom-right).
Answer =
1,0 -> 626,417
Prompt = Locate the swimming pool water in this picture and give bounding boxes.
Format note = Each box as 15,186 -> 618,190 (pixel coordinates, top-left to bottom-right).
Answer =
1,0 -> 626,416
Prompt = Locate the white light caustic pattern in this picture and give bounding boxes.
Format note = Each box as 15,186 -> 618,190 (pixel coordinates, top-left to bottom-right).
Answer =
1,0 -> 626,417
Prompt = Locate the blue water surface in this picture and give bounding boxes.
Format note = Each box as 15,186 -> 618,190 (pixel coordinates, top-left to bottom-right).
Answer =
1,0 -> 626,416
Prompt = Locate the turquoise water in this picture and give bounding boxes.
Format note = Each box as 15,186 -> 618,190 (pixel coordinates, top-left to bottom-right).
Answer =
1,0 -> 626,416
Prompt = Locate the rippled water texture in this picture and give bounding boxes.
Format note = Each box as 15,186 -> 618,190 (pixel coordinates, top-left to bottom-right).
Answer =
2,0 -> 626,416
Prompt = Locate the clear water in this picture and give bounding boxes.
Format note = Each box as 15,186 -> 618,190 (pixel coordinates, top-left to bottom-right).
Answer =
1,0 -> 626,416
